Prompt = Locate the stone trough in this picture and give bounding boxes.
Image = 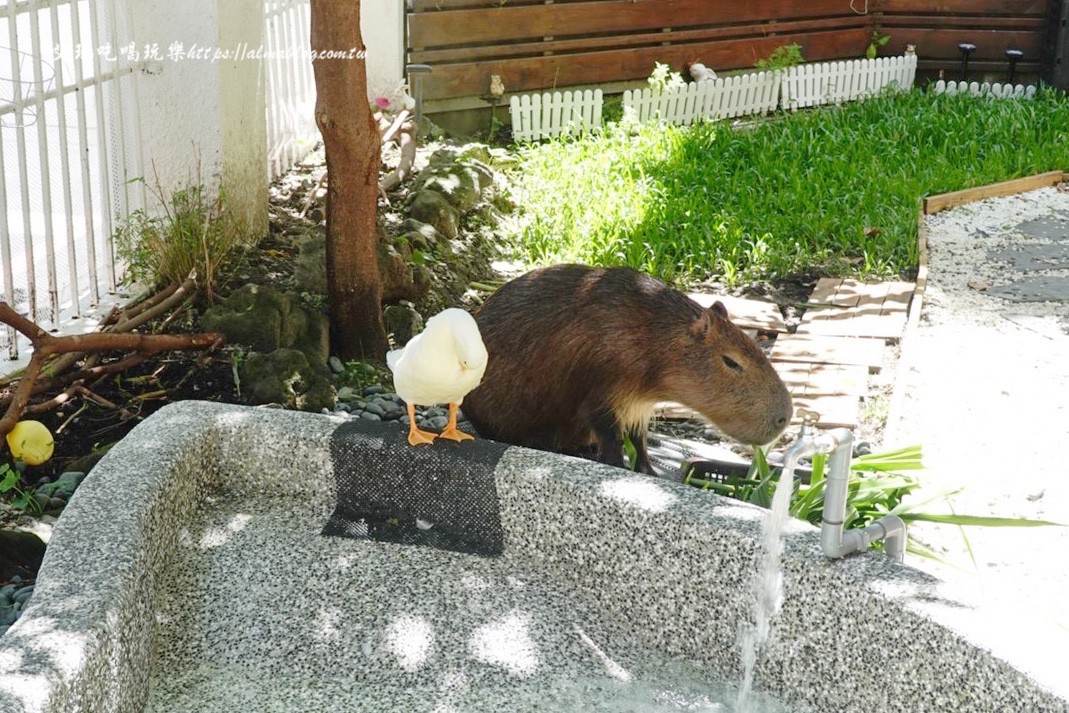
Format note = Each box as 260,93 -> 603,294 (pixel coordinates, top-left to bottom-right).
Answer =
1,402 -> 1066,712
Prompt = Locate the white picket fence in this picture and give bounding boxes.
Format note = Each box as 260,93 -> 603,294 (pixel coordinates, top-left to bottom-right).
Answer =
931,80 -> 1037,99
509,88 -> 602,142
621,71 -> 781,125
511,55 -> 919,141
781,54 -> 917,110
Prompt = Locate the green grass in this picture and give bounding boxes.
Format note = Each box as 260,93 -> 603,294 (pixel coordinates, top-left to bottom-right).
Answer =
507,86 -> 1069,285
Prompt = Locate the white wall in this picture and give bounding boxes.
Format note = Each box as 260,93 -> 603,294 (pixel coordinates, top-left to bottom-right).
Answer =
127,1 -> 224,202
126,0 -> 404,236
127,0 -> 269,237
361,0 -> 405,101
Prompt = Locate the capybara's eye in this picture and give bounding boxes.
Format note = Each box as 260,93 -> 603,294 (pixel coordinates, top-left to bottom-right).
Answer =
722,355 -> 743,371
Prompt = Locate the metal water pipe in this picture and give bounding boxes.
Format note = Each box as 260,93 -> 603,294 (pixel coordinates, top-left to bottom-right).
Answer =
785,412 -> 907,562
406,64 -> 433,128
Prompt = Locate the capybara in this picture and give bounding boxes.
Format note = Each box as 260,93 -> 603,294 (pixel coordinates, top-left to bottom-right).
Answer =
462,264 -> 793,473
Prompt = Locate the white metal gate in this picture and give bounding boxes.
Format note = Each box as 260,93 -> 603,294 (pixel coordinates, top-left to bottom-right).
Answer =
0,0 -> 142,361
264,0 -> 316,181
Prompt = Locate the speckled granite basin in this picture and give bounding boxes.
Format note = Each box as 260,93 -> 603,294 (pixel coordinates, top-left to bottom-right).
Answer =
1,402 -> 1066,712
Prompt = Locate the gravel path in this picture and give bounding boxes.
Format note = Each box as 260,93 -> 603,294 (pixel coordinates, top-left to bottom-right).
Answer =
888,185 -> 1069,634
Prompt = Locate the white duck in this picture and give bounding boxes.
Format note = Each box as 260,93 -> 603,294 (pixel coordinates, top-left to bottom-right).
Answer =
387,308 -> 489,446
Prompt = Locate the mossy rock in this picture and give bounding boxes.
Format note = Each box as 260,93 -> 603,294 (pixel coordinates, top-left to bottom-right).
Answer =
400,220 -> 444,251
378,242 -> 426,304
416,166 -> 482,213
383,302 -> 424,347
407,189 -> 460,240
202,284 -> 329,365
238,348 -> 336,412
293,233 -> 328,295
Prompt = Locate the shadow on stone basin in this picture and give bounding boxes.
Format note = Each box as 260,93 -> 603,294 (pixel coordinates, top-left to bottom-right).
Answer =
0,402 -> 1066,712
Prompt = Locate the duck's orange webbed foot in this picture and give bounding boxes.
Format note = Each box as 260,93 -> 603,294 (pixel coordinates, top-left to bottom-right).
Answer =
437,403 -> 474,443
406,403 -> 437,446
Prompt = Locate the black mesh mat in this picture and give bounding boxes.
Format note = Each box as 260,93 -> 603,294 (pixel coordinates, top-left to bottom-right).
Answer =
324,419 -> 509,556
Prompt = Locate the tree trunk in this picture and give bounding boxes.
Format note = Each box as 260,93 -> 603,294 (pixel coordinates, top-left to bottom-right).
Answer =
309,1 -> 388,362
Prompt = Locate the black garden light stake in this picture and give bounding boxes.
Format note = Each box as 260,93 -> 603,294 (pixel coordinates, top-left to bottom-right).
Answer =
1005,49 -> 1024,85
958,43 -> 976,81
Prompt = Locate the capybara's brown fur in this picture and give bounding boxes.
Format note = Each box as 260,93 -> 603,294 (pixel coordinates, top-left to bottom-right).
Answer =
462,264 -> 793,473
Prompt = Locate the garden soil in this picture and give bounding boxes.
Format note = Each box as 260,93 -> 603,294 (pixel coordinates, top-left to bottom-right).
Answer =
887,185 -> 1069,640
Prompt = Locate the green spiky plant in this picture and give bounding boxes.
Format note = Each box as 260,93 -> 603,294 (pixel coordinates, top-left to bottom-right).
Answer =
683,444 -> 1061,560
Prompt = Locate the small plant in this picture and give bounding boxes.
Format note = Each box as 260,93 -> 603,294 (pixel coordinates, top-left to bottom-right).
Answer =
755,43 -> 805,72
115,162 -> 250,301
0,461 -> 41,513
866,30 -> 891,60
336,360 -> 391,391
647,61 -> 686,94
601,96 -> 625,125
684,444 -> 1060,559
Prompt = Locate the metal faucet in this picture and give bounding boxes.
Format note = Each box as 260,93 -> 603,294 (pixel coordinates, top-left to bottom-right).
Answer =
786,410 -> 908,562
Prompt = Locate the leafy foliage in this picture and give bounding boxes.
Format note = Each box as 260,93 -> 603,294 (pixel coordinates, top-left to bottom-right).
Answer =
866,31 -> 891,60
684,444 -> 1060,557
755,43 -> 805,71
646,61 -> 687,94
0,462 -> 40,513
335,360 -> 391,391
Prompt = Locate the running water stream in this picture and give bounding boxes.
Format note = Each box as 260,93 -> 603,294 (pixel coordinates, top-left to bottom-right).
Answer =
734,449 -> 804,712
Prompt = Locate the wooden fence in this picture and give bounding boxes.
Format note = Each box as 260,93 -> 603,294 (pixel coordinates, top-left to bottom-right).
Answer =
408,0 -> 871,108
407,0 -> 1058,112
879,0 -> 1050,81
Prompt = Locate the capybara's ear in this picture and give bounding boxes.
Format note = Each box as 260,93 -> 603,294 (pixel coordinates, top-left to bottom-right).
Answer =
710,301 -> 729,319
689,311 -> 712,340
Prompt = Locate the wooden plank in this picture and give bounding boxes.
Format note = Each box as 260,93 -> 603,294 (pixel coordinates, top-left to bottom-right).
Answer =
880,282 -> 914,309
410,0 -> 863,48
686,293 -> 786,333
880,15 -> 1046,31
798,279 -> 913,339
807,277 -> 857,307
769,334 -> 885,368
880,0 -> 1047,14
411,16 -> 869,64
878,28 -> 1044,63
923,171 -> 1067,214
808,279 -> 912,312
798,313 -> 907,339
418,29 -> 872,100
775,362 -> 869,398
789,394 -> 859,428
807,278 -> 844,305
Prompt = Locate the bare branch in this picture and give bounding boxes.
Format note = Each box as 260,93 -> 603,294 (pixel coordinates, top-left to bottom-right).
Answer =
0,301 -> 224,440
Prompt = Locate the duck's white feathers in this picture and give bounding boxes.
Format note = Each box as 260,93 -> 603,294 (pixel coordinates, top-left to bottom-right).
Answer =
387,308 -> 488,407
